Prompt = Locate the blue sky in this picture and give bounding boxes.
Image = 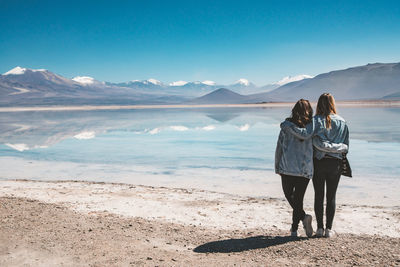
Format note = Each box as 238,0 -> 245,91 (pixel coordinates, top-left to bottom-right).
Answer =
1,0 -> 400,85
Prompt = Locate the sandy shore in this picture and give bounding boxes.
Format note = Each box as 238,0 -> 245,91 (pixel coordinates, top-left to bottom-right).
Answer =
1,180 -> 399,266
0,100 -> 399,112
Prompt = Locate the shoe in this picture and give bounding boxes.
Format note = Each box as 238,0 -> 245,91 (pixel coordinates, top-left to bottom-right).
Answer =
302,214 -> 313,237
316,228 -> 324,237
325,229 -> 336,238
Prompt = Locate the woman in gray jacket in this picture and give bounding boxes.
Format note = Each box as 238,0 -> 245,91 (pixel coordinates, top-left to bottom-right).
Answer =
275,99 -> 348,237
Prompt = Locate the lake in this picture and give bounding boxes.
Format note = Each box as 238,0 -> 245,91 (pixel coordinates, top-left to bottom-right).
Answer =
0,106 -> 399,205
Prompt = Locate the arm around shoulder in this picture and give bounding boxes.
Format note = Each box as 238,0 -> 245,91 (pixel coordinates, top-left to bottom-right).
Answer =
313,137 -> 348,153
280,119 -> 315,140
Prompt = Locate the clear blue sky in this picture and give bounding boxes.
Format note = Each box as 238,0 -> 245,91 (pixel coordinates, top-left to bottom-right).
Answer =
1,0 -> 400,85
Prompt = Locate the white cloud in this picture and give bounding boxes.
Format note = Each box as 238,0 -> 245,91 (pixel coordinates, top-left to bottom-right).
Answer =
74,131 -> 96,139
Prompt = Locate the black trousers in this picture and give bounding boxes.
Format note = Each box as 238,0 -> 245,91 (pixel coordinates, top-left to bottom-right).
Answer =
281,174 -> 310,231
313,158 -> 342,230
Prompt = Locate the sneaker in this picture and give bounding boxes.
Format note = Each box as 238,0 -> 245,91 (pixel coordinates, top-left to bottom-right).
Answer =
302,214 -> 313,237
316,228 -> 324,237
325,228 -> 336,238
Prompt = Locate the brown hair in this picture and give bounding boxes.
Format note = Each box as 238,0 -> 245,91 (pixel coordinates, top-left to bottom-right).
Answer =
316,93 -> 337,129
288,99 -> 313,127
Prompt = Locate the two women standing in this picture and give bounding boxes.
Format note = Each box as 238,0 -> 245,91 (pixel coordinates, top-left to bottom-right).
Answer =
275,93 -> 349,238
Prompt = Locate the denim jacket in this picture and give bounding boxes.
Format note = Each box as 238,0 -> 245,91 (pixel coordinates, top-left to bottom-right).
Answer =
284,114 -> 350,160
275,118 -> 348,179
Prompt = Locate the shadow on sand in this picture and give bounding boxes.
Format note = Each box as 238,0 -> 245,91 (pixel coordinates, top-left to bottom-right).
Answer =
193,235 -> 306,253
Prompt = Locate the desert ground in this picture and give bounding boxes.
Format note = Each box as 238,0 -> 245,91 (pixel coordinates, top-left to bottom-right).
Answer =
1,180 -> 399,266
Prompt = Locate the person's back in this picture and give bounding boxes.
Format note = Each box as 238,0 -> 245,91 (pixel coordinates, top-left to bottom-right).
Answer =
313,114 -> 349,160
276,118 -> 314,179
275,99 -> 315,237
312,93 -> 350,238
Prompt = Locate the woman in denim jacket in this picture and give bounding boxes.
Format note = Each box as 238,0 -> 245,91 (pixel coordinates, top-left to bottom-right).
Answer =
282,93 -> 350,238
275,99 -> 348,237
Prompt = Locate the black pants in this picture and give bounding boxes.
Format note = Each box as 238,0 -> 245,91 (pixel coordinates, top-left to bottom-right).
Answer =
281,174 -> 310,231
313,158 -> 342,230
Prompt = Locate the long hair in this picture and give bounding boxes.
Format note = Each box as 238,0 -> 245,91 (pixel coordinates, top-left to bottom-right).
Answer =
289,99 -> 313,127
316,93 -> 337,129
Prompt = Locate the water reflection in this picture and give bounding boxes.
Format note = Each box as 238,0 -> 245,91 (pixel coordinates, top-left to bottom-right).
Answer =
0,107 -> 399,179
1,107 -> 399,150
0,108 -> 283,150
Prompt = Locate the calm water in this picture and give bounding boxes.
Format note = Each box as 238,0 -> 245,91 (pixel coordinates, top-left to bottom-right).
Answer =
0,107 -> 399,192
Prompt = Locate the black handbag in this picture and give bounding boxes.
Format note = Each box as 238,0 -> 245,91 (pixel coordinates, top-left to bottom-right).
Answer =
341,153 -> 352,177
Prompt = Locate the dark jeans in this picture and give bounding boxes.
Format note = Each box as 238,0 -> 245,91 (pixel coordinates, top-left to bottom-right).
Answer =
281,174 -> 310,231
313,158 -> 342,230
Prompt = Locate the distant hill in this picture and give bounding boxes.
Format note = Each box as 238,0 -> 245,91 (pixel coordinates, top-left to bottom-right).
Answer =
254,63 -> 400,102
188,63 -> 400,104
0,67 -> 186,106
382,92 -> 400,100
188,88 -> 249,104
2,62 -> 400,106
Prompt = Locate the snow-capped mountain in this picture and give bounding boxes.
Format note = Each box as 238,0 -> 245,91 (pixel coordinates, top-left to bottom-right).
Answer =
3,66 -> 47,75
169,80 -> 215,86
114,79 -> 165,90
145,78 -> 162,86
1,66 -> 80,94
265,63 -> 400,101
228,78 -> 258,94
169,81 -> 188,86
3,62 -> 400,106
201,80 -> 216,86
257,74 -> 313,93
0,66 -> 157,105
72,76 -> 105,87
234,78 -> 251,86
274,74 -> 314,86
111,77 -> 253,95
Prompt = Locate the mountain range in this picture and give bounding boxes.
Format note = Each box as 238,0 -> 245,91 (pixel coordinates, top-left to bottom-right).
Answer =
261,63 -> 400,101
1,63 -> 399,106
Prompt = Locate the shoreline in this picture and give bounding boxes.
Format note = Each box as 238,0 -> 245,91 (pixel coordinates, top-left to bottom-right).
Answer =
1,179 -> 399,237
1,179 -> 399,266
1,100 -> 400,112
1,156 -> 399,207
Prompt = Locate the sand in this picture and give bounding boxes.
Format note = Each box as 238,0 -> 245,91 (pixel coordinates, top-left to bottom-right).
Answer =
1,179 -> 399,266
